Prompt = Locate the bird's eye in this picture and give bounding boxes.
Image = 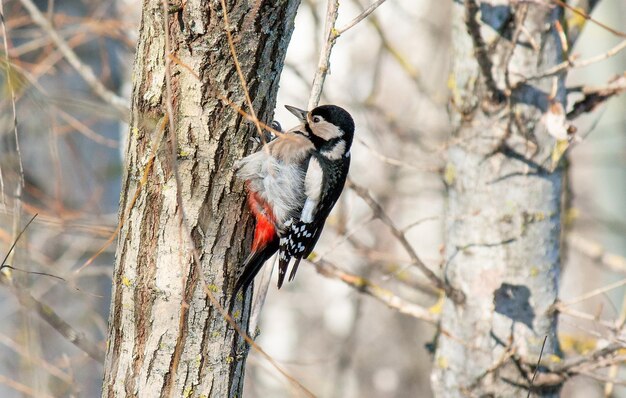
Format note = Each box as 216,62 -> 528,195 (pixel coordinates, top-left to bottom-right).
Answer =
312,116 -> 321,123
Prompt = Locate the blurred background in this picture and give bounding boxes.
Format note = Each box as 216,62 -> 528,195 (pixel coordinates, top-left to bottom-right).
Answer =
0,0 -> 624,397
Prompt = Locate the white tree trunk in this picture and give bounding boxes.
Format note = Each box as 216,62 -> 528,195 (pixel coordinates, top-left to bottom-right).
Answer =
101,1 -> 300,396
432,2 -> 566,396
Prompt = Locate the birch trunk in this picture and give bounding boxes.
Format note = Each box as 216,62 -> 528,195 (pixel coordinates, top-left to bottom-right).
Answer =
432,2 -> 566,396
101,1 -> 300,397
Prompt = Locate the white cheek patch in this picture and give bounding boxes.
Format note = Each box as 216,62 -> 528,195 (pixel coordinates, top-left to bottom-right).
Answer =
313,122 -> 343,141
321,140 -> 346,160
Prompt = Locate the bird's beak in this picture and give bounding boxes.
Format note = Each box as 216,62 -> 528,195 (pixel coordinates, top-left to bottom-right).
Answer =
285,105 -> 308,122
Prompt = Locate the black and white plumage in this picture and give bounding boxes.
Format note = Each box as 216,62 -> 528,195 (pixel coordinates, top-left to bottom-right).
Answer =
234,104 -> 355,292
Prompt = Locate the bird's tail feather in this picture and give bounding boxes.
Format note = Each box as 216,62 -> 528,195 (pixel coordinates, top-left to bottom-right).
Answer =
288,258 -> 302,282
234,238 -> 279,293
277,250 -> 289,289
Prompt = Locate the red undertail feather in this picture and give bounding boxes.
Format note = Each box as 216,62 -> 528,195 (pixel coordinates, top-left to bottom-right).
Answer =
233,186 -> 280,293
247,188 -> 277,252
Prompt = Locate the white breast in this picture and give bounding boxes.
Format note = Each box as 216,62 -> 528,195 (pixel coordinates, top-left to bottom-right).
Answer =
320,140 -> 346,160
301,157 -> 323,223
237,148 -> 306,228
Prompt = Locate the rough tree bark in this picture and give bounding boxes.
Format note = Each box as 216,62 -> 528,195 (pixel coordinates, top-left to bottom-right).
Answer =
432,2 -> 567,397
101,1 -> 300,397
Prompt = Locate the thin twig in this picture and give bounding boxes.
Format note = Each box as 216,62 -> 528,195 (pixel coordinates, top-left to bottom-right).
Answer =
524,39 -> 626,81
0,214 -> 104,363
567,73 -> 626,120
346,238 -> 441,297
466,345 -> 516,391
550,0 -> 626,38
554,304 -> 616,330
563,277 -> 626,307
316,215 -> 375,261
0,333 -> 73,385
312,258 -> 438,324
168,53 -> 285,140
527,335 -> 548,398
401,215 -> 440,233
0,3 -> 24,191
354,5 -> 422,88
335,0 -> 388,36
549,342 -> 625,373
569,233 -> 626,274
464,0 -> 504,103
308,0 -> 339,109
10,284 -> 105,363
0,213 -> 37,268
18,0 -> 129,116
0,374 -> 54,398
605,292 -> 626,396
503,3 -> 529,91
218,0 -> 266,142
55,108 -> 119,148
347,179 -> 465,304
356,137 -> 441,172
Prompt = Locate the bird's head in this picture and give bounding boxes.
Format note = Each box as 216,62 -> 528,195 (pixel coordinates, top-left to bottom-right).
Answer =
285,104 -> 354,158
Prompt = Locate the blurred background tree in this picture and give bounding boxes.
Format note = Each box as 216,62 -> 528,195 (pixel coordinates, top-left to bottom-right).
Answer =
0,0 -> 625,397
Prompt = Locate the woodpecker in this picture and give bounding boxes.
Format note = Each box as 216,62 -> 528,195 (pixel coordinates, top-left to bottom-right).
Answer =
234,104 -> 355,292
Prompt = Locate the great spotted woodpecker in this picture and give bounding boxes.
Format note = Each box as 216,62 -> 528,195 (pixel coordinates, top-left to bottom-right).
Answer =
234,104 -> 355,292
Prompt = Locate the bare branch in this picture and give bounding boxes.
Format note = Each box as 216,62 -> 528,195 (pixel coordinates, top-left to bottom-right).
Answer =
363,12 -> 422,87
347,179 -> 466,304
0,374 -> 54,398
0,2 -> 24,190
336,0 -> 388,36
550,342 -> 626,374
9,283 -> 105,363
0,333 -> 74,385
567,73 -> 626,119
562,0 -> 601,46
553,303 -> 616,330
563,277 -> 626,307
569,232 -> 626,274
550,0 -> 626,38
344,234 -> 441,298
464,0 -> 504,103
527,336 -> 548,398
356,137 -> 442,172
524,39 -> 626,81
17,0 -> 129,116
308,0 -> 339,109
312,258 -> 438,324
217,0 -> 266,142
503,3 -> 529,91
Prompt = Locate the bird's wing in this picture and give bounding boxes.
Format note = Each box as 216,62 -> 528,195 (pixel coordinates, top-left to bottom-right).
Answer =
279,155 -> 350,284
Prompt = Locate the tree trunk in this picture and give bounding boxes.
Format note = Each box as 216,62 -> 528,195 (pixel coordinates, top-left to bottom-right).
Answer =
432,2 -> 565,397
101,1 -> 300,397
